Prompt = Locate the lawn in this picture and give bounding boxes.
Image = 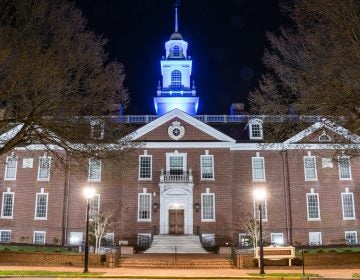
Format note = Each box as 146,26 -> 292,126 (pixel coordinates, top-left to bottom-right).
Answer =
0,270 -> 103,277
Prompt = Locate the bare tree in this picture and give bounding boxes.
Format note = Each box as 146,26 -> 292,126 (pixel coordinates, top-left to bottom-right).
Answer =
239,215 -> 259,249
249,0 -> 360,141
0,0 -> 130,165
89,211 -> 112,254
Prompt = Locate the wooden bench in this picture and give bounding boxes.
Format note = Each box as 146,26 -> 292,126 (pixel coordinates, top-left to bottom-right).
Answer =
254,246 -> 295,266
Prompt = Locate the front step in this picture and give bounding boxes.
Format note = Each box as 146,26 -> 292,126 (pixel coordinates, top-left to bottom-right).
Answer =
145,235 -> 207,254
119,253 -> 233,269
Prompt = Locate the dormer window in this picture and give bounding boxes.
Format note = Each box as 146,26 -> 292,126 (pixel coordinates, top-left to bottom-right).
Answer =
248,119 -> 263,140
171,70 -> 182,88
172,45 -> 180,57
90,119 -> 104,140
319,131 -> 331,142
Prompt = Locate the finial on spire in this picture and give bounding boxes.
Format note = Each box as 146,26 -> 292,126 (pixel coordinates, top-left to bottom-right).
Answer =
174,0 -> 180,33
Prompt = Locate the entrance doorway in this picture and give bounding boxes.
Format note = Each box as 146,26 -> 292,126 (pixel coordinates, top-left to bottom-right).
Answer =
169,209 -> 184,234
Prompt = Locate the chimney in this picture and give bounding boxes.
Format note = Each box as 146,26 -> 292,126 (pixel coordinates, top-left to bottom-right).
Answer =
230,103 -> 245,115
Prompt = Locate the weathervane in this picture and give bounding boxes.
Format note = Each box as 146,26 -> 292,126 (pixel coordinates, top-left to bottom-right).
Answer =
174,0 -> 180,33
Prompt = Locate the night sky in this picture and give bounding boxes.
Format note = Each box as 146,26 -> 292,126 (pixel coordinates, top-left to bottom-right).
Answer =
75,0 -> 286,115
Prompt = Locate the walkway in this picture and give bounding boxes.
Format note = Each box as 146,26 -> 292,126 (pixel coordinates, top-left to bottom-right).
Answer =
0,264 -> 359,278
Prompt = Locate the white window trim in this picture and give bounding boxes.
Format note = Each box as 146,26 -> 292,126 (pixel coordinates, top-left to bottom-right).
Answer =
253,197 -> 268,222
37,156 -> 51,181
69,231 -> 83,245
90,118 -> 105,140
0,229 -> 11,243
309,232 -> 322,246
200,154 -> 215,180
88,158 -> 101,182
271,233 -> 284,246
306,192 -> 321,221
252,156 -> 266,181
345,231 -> 357,244
138,155 -> 152,181
166,151 -> 187,173
248,119 -> 263,140
303,156 -> 318,181
201,192 -> 216,222
4,156 -> 17,181
1,191 -> 14,219
34,192 -> 48,220
137,192 -> 152,222
341,192 -> 356,220
33,231 -> 46,245
338,156 -> 352,180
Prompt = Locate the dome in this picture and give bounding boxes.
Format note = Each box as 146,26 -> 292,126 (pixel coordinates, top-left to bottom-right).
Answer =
170,32 -> 183,40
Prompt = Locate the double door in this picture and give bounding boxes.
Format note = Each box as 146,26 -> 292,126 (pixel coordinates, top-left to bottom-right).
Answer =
169,209 -> 184,234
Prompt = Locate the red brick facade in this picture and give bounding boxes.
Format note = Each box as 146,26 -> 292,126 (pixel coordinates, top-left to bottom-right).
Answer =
0,113 -> 359,248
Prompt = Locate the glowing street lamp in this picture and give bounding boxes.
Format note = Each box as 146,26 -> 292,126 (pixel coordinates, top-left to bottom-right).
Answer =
83,186 -> 96,273
253,188 -> 266,275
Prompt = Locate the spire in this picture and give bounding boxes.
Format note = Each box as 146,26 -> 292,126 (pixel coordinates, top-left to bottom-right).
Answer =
174,0 -> 180,33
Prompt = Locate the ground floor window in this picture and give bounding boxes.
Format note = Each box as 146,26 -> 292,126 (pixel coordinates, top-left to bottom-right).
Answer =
104,232 -> 115,246
271,233 -> 284,246
69,232 -> 83,245
309,232 -> 322,245
0,230 -> 11,243
201,233 -> 215,247
239,233 -> 252,248
345,231 -> 357,245
137,233 -> 152,248
33,231 -> 46,245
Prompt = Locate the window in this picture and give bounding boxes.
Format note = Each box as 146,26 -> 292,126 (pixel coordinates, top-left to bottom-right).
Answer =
0,230 -> 11,243
69,232 -> 83,245
35,192 -> 48,220
89,194 -> 100,220
304,156 -> 317,180
248,119 -> 263,140
138,193 -> 151,221
319,132 -> 331,142
239,233 -> 251,248
37,156 -> 51,181
171,70 -> 182,87
201,192 -> 215,221
137,233 -> 152,247
345,231 -> 357,245
4,156 -> 17,180
201,233 -> 216,247
172,45 -> 180,57
342,192 -> 355,220
1,191 -> 14,218
33,231 -> 46,245
201,154 -> 214,180
338,156 -> 351,180
169,156 -> 184,175
139,155 -> 152,180
271,233 -> 284,246
252,157 -> 265,181
309,232 -> 322,245
104,232 -> 114,246
306,193 -> 320,220
254,198 -> 268,221
88,158 -> 101,181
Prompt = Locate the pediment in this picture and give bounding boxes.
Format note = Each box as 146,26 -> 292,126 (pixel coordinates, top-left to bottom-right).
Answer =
127,109 -> 235,143
284,120 -> 360,144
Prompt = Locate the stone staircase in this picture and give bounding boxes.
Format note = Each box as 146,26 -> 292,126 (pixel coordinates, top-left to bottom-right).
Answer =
119,253 -> 234,269
145,234 -> 208,254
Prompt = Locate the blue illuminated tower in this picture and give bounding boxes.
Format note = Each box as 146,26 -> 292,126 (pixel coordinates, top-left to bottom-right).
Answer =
154,1 -> 199,116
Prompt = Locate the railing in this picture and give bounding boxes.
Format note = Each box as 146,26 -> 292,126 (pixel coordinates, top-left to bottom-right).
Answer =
160,169 -> 193,183
118,114 -> 322,124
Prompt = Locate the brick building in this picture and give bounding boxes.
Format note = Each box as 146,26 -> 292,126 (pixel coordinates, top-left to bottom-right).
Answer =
0,8 -> 359,249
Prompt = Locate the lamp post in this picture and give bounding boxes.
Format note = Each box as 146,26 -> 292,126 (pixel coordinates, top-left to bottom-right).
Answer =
83,186 -> 96,273
253,188 -> 266,275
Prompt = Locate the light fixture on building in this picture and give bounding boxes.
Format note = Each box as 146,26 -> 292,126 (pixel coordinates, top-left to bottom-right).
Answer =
153,203 -> 158,212
194,203 -> 200,212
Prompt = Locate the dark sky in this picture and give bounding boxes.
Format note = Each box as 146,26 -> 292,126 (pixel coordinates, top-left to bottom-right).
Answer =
75,0 -> 285,115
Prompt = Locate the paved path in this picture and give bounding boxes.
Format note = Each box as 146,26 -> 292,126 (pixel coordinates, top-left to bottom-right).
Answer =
0,265 -> 359,278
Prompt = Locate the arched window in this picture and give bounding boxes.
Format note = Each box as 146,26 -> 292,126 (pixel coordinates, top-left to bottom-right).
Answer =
172,45 -> 180,57
171,70 -> 182,88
